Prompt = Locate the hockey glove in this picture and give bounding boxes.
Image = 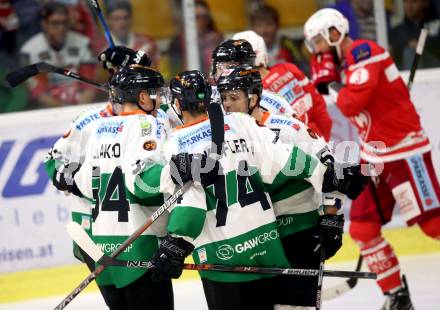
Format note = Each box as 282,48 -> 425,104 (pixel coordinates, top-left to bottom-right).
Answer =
170,153 -> 220,187
98,46 -> 152,72
310,52 -> 339,94
322,162 -> 368,200
151,234 -> 194,282
52,162 -> 83,197
314,214 -> 344,260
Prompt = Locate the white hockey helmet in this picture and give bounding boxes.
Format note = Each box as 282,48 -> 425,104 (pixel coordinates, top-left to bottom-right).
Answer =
304,8 -> 349,53
232,30 -> 269,68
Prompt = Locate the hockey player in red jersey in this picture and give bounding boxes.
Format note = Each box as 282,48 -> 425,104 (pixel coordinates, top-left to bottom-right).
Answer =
304,8 -> 440,310
232,30 -> 333,141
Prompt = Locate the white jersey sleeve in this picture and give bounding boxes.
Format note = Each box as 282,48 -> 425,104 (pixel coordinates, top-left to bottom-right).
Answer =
261,112 -> 346,208
260,90 -> 295,117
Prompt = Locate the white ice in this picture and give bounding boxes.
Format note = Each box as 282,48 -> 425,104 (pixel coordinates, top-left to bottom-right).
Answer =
1,254 -> 439,310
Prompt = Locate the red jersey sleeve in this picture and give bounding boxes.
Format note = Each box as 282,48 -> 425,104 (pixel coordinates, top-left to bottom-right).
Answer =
337,61 -> 381,117
284,63 -> 333,141
336,41 -> 384,117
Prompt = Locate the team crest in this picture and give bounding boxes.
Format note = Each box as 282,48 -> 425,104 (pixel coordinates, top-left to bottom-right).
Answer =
143,140 -> 157,151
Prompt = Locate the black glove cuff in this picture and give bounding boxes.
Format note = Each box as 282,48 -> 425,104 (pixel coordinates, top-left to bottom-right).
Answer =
319,214 -> 344,233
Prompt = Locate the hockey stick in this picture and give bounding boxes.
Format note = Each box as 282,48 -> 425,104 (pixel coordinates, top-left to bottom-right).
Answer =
53,100 -> 225,309
53,182 -> 191,310
322,255 -> 363,300
407,28 -> 428,91
88,0 -> 115,48
5,62 -> 107,91
315,238 -> 326,309
66,222 -> 377,280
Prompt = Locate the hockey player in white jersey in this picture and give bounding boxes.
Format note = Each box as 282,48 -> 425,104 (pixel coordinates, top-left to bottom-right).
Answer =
211,39 -> 294,116
44,48 -> 161,259
47,64 -> 173,310
216,66 -> 352,309
137,70 -> 367,310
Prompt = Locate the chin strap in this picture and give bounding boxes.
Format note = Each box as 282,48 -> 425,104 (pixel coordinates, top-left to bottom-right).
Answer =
247,94 -> 260,115
136,99 -> 156,114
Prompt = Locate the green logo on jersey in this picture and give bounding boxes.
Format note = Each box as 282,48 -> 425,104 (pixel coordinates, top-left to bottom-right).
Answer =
216,244 -> 234,260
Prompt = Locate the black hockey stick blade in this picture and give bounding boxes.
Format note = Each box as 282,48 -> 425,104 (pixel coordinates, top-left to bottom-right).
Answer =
6,62 -> 58,87
346,255 -> 363,288
6,64 -> 39,87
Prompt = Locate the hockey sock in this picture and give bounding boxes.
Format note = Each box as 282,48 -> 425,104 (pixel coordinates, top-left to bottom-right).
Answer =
359,236 -> 402,293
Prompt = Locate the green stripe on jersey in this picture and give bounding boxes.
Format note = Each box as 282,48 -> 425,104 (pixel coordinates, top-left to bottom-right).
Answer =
276,210 -> 319,238
134,164 -> 164,200
44,159 -> 57,179
168,207 -> 206,239
269,179 -> 312,203
93,234 -> 159,288
192,222 -> 290,282
269,146 -> 317,191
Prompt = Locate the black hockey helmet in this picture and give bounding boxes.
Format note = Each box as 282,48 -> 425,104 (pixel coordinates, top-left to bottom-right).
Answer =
217,66 -> 262,100
109,64 -> 164,106
170,70 -> 211,112
211,39 -> 256,79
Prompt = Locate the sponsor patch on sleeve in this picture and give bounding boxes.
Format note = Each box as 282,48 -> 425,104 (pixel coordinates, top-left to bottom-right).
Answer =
197,247 -> 207,263
143,140 -> 157,151
351,43 -> 371,63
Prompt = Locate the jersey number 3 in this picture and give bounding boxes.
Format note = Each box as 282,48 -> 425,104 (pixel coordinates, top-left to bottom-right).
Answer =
92,166 -> 130,222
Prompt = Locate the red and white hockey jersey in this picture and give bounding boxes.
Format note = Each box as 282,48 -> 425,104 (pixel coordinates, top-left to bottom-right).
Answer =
262,62 -> 333,141
336,39 -> 431,163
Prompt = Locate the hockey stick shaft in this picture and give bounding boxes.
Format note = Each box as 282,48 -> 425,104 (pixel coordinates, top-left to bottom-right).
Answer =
102,258 -> 375,279
315,236 -> 326,309
407,28 -> 428,90
53,182 -> 191,310
6,62 -> 107,91
66,222 -> 376,280
88,0 -> 115,48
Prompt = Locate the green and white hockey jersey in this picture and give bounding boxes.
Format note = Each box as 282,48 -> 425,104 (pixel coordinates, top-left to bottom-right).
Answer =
154,112 -> 327,283
260,112 -> 345,237
44,103 -> 115,259
73,113 -> 168,288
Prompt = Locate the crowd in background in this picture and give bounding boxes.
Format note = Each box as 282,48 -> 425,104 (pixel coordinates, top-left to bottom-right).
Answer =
1,0 -> 440,113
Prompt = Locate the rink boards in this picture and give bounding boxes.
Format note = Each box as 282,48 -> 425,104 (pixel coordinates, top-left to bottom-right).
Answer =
1,68 -> 440,304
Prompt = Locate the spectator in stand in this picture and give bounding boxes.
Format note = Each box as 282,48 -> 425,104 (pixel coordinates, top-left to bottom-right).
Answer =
329,0 -> 377,41
249,4 -> 309,73
168,0 -> 223,77
103,1 -> 160,68
19,2 -> 96,109
0,0 -> 27,113
390,0 -> 440,69
55,0 -> 100,54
